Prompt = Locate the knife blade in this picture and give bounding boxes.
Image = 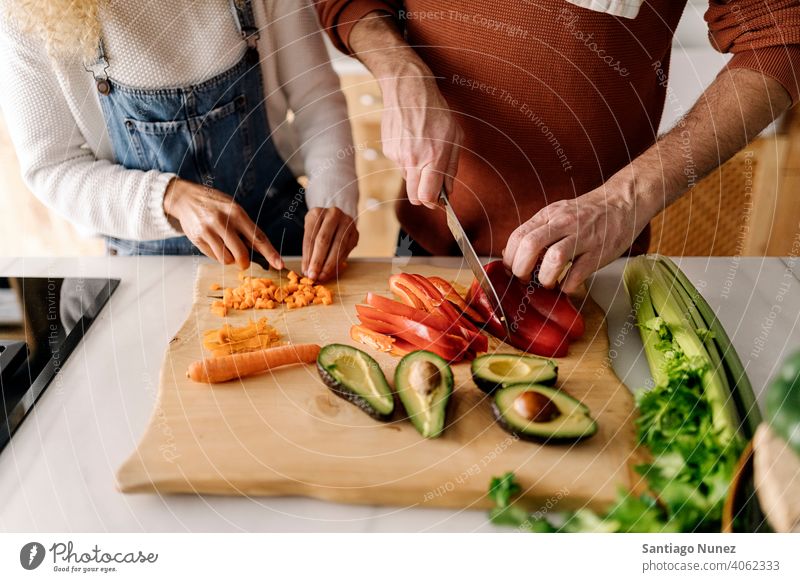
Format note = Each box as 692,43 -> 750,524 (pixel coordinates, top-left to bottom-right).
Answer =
438,187 -> 512,337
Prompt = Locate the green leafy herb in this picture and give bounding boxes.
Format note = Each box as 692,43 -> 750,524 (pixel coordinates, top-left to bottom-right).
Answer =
486,472 -> 554,532
487,472 -> 519,509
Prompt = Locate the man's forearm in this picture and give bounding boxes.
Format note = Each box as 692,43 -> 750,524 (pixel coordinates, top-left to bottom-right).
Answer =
348,11 -> 435,100
620,69 -> 791,217
347,10 -> 463,203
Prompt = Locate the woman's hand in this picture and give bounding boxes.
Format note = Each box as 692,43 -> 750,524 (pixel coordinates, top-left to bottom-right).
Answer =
502,177 -> 659,293
302,207 -> 359,282
163,178 -> 283,270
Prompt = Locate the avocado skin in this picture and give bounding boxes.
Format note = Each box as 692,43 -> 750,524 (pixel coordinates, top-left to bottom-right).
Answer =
471,355 -> 558,394
491,384 -> 597,443
317,361 -> 394,422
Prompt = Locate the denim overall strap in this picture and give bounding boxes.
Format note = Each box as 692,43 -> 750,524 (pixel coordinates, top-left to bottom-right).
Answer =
91,0 -> 306,257
230,0 -> 260,48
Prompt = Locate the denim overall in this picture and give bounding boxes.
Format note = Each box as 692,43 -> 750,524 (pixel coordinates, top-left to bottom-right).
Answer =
88,0 -> 306,256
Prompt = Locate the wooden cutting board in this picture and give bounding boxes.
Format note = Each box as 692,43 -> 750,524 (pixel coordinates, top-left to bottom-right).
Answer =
117,260 -> 637,512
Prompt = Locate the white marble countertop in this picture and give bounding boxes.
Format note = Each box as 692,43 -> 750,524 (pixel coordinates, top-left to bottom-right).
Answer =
0,256 -> 797,533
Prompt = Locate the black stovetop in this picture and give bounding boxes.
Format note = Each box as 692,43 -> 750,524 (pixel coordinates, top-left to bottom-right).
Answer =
0,276 -> 119,451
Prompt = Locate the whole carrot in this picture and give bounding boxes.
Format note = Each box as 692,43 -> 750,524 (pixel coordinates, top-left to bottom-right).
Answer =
187,343 -> 321,384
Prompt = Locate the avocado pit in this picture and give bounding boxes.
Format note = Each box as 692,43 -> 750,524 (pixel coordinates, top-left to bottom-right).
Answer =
409,360 -> 442,397
513,391 -> 561,423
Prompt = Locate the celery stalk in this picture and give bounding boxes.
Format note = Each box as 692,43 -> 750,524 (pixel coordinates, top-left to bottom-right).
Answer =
654,261 -> 742,443
624,257 -> 739,444
657,256 -> 761,438
623,257 -> 668,387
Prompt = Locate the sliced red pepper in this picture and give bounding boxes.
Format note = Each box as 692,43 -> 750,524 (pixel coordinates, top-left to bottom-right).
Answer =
427,276 -> 486,323
388,273 -> 443,312
365,293 -> 453,333
527,285 -> 584,340
409,274 -> 446,305
388,275 -> 428,310
390,338 -> 417,357
436,299 -> 479,333
484,260 -> 584,340
356,305 -> 466,350
431,303 -> 488,353
407,275 -> 482,335
350,324 -> 395,352
368,290 -> 487,355
359,319 -> 466,362
466,271 -> 570,358
356,307 -> 468,361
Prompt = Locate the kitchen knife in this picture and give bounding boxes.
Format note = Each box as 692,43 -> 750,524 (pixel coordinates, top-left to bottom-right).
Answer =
438,187 -> 512,336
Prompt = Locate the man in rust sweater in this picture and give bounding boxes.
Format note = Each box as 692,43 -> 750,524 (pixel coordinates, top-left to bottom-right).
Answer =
316,1 -> 799,291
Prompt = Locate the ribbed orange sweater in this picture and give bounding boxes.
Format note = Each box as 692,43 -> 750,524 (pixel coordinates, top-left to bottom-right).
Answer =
318,0 -> 800,256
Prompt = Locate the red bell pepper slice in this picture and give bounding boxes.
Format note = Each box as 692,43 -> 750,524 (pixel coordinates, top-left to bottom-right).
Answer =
350,324 -> 395,352
484,260 -> 584,340
389,273 -> 442,311
427,276 -> 486,323
409,274 -> 445,304
431,303 -> 488,353
388,275 -> 428,311
356,305 -> 469,361
366,292 -> 488,352
365,293 -> 453,333
466,273 -> 570,358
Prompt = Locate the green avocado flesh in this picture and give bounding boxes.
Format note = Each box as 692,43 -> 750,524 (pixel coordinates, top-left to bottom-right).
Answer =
395,351 -> 454,438
492,384 -> 596,442
471,353 -> 557,393
317,344 -> 394,420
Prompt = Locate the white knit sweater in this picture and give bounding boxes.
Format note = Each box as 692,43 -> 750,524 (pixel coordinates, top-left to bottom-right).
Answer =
0,0 -> 358,241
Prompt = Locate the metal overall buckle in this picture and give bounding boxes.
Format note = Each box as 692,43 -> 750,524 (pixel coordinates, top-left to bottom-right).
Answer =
84,39 -> 112,96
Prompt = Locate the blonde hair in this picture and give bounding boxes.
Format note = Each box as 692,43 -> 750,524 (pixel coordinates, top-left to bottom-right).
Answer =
5,0 -> 103,58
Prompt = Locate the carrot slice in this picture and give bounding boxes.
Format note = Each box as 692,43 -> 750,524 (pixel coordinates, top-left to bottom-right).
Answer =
187,343 -> 321,384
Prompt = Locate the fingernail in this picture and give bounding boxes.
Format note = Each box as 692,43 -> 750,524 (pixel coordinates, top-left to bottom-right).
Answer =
308,270 -> 317,280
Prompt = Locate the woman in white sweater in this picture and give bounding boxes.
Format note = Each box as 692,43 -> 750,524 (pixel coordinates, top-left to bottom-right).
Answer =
0,0 -> 359,281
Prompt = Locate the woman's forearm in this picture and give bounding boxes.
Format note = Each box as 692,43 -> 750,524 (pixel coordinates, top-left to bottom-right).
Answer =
274,0 -> 359,219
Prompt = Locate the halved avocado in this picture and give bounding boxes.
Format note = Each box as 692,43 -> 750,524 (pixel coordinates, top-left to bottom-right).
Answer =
317,344 -> 394,420
395,350 -> 453,438
492,383 -> 596,443
471,353 -> 557,393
